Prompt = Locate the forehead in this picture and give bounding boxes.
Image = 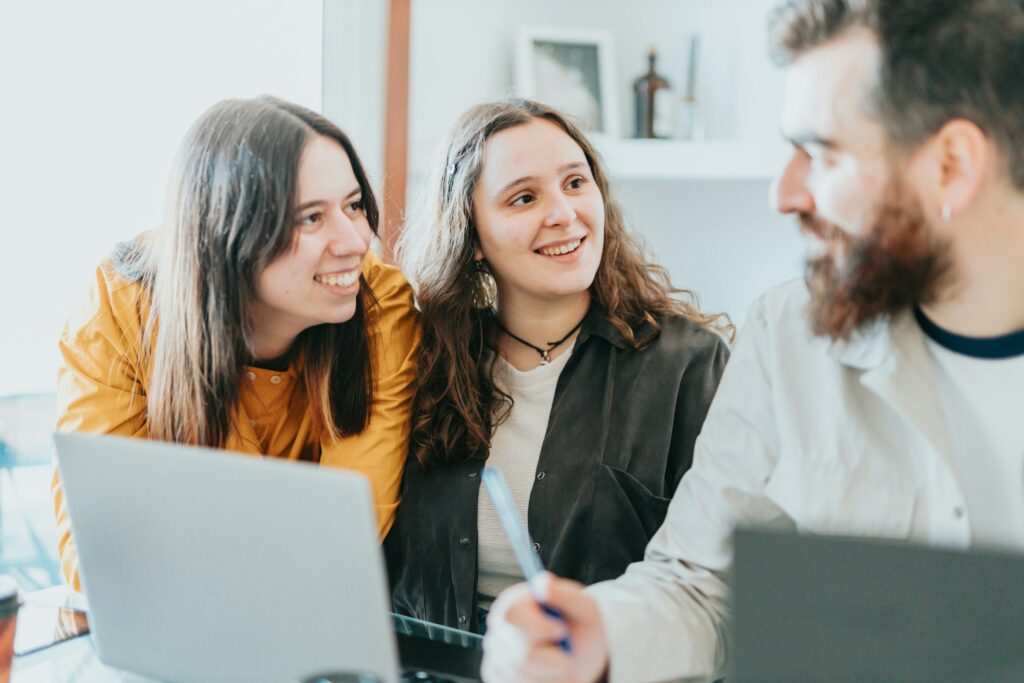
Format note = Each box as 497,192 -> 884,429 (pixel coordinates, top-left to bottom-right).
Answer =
297,134 -> 356,198
781,28 -> 882,145
479,118 -> 588,183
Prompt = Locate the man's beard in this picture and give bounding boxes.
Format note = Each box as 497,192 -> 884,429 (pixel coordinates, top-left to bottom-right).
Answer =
803,180 -> 954,342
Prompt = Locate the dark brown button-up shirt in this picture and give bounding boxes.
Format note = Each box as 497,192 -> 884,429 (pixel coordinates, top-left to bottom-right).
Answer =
386,307 -> 729,632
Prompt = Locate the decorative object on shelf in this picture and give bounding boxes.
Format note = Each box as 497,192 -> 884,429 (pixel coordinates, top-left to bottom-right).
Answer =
515,27 -> 620,137
632,45 -> 673,139
676,35 -> 705,141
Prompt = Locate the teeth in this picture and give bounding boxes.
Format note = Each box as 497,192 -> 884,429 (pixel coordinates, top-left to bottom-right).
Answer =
315,271 -> 359,287
539,239 -> 582,257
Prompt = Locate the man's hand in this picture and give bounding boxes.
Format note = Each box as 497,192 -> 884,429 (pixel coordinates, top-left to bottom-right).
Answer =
481,573 -> 609,683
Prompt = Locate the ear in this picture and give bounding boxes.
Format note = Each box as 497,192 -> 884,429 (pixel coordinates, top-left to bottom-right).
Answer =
914,119 -> 991,222
473,244 -> 483,261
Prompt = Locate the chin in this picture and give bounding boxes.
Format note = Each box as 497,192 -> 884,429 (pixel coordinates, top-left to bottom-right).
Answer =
322,304 -> 359,325
544,279 -> 596,300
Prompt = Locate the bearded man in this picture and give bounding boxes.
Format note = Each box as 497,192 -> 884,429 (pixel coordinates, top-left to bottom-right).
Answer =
479,1 -> 1024,681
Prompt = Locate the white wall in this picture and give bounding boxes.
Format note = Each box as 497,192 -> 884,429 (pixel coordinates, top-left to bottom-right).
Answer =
612,179 -> 803,325
398,0 -> 803,327
321,0 -> 389,185
407,0 -> 784,156
0,0 -> 324,395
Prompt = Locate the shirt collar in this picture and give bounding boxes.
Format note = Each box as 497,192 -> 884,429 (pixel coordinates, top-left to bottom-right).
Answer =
825,309 -> 918,370
914,306 -> 1024,359
576,304 -> 656,350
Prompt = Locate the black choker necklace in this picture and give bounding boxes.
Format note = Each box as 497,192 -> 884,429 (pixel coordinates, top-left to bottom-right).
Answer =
496,317 -> 585,365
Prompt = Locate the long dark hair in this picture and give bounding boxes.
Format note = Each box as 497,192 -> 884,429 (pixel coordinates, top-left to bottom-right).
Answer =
397,98 -> 732,468
115,96 -> 379,448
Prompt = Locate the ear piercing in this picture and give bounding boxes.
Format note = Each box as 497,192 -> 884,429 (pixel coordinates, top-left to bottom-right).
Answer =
469,260 -> 497,309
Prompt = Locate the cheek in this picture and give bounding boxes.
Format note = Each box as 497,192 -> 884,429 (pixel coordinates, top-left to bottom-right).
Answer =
813,163 -> 886,234
590,200 -> 606,239
580,196 -> 606,247
255,265 -> 283,305
282,237 -> 322,276
261,247 -> 318,297
479,217 -> 530,258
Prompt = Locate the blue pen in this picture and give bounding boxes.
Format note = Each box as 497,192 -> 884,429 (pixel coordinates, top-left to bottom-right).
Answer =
481,466 -> 573,653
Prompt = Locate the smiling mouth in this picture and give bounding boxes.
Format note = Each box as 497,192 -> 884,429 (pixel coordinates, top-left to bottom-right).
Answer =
536,237 -> 585,257
313,270 -> 360,288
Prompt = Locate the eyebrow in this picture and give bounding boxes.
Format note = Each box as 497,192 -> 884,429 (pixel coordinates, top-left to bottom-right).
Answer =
784,131 -> 839,150
494,161 -> 589,198
294,186 -> 362,212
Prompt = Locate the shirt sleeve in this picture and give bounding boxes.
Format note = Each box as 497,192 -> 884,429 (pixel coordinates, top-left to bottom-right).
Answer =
664,329 -> 731,495
53,263 -> 150,591
587,298 -> 794,683
319,252 -> 420,542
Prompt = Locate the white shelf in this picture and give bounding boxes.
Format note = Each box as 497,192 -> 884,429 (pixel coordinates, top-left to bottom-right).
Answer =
409,138 -> 789,183
591,138 -> 789,181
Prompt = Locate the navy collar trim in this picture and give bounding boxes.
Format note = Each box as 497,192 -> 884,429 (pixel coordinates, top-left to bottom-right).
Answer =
914,307 -> 1024,360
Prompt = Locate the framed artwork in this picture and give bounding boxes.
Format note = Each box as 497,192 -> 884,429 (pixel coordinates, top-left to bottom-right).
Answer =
515,28 -> 620,138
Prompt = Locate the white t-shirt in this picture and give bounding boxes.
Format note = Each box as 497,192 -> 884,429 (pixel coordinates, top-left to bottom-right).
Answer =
476,349 -> 572,609
917,309 -> 1024,551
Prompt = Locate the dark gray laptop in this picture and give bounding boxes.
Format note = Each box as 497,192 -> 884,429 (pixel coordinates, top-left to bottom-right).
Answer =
729,528 -> 1024,683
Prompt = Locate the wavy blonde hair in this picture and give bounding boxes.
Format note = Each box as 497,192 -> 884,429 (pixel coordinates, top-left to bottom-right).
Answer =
398,98 -> 731,468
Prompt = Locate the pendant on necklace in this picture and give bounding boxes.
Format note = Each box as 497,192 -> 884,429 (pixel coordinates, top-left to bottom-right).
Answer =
540,350 -> 551,365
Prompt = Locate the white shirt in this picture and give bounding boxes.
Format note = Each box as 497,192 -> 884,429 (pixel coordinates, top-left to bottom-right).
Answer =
919,317 -> 1024,551
587,280 -> 1018,683
476,349 -> 572,609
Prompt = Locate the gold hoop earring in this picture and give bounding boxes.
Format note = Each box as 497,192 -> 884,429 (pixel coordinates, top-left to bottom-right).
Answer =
469,260 -> 497,310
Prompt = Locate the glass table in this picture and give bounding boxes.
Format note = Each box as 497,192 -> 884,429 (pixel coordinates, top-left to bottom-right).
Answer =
13,587 -> 483,682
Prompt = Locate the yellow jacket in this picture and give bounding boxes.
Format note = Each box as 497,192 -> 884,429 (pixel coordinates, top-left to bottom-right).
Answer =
53,250 -> 419,591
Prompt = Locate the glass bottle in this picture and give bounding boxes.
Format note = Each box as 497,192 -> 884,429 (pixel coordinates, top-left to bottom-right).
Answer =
632,46 -> 673,139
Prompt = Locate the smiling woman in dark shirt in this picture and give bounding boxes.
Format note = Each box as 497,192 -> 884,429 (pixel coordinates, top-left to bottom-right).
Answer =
387,98 -> 732,633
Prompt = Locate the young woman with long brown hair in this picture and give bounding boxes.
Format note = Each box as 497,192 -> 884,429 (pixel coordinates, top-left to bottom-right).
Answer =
53,96 -> 418,590
386,98 -> 731,632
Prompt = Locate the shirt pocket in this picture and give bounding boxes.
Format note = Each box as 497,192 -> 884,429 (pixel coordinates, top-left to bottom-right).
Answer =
596,464 -> 673,543
764,453 -> 917,540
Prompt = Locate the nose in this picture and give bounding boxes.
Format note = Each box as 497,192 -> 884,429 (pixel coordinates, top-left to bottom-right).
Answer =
772,150 -> 815,216
326,209 -> 371,258
543,192 -> 577,229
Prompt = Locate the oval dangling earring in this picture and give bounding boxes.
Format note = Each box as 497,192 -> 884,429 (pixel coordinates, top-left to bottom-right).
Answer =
469,260 -> 497,310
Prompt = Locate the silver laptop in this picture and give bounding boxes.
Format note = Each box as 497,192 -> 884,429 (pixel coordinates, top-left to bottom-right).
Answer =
54,432 -> 403,683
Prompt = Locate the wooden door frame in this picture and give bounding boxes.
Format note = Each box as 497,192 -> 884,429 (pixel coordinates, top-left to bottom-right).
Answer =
380,0 -> 411,263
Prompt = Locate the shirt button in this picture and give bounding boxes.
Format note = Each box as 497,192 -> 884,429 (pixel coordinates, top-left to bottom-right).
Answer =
457,615 -> 467,625
536,471 -> 546,481
270,375 -> 282,385
467,472 -> 478,479
459,537 -> 471,548
533,542 -> 541,553
247,371 -> 256,381
953,506 -> 965,519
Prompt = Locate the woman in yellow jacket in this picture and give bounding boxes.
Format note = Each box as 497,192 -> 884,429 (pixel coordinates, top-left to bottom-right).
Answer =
53,96 -> 419,590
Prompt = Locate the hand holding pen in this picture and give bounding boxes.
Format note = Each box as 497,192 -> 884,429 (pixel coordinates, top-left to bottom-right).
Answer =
480,569 -> 611,683
480,466 -> 573,652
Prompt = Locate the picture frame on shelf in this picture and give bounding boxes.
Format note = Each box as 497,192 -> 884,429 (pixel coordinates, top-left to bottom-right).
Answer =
514,27 -> 620,138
